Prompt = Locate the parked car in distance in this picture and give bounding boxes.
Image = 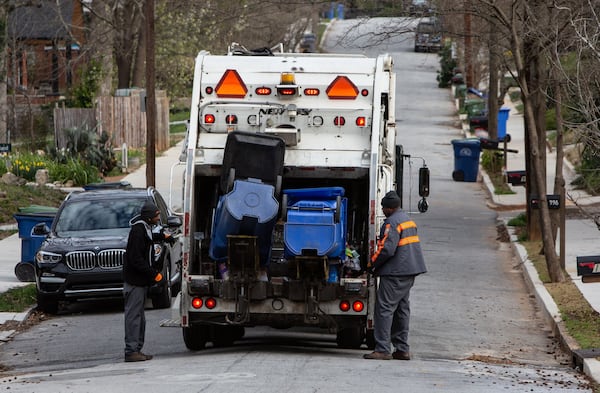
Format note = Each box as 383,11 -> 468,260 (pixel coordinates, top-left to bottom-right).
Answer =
33,184 -> 182,314
414,17 -> 442,52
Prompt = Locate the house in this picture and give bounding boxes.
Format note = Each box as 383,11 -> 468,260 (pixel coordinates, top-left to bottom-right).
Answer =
8,0 -> 87,102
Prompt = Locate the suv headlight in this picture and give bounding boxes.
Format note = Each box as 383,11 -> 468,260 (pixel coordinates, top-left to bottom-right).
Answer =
36,251 -> 62,266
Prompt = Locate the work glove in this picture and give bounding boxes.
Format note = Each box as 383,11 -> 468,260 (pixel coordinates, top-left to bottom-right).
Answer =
154,272 -> 163,282
163,230 -> 176,245
366,262 -> 375,275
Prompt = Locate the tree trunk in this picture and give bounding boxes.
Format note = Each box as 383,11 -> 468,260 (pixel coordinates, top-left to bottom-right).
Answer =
511,26 -> 565,283
487,28 -> 499,140
0,5 -> 7,143
132,21 -> 146,88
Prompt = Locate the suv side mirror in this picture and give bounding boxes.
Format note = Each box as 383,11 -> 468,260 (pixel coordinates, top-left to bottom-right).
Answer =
419,166 -> 430,197
33,222 -> 50,236
167,216 -> 183,228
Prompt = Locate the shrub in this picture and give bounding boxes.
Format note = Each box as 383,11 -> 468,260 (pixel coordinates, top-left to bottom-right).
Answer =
437,41 -> 457,88
571,143 -> 600,195
0,156 -> 7,176
508,213 -> 527,227
48,125 -> 117,177
46,158 -> 100,186
5,152 -> 48,182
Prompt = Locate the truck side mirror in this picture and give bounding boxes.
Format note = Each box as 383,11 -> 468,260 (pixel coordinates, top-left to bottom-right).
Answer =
419,166 -> 430,197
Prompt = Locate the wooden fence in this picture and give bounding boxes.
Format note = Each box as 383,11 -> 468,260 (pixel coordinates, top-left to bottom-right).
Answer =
53,90 -> 170,151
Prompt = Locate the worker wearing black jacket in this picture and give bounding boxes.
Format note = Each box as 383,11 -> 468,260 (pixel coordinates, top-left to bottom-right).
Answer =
364,191 -> 427,361
123,201 -> 170,362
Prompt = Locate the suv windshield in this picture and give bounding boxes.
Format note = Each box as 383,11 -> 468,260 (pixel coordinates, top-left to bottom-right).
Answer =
417,23 -> 437,33
54,198 -> 144,237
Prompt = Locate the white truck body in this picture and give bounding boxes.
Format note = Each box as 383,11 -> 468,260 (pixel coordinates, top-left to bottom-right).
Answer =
173,46 -> 400,350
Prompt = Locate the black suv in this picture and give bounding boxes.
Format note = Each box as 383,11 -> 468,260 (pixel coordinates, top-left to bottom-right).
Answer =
33,185 -> 182,314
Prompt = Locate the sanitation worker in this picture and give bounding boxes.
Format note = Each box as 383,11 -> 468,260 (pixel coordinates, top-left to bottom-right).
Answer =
123,200 -> 171,362
363,191 -> 427,361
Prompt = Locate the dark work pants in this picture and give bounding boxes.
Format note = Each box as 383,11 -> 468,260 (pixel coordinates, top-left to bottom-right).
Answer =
373,275 -> 415,354
124,282 -> 147,355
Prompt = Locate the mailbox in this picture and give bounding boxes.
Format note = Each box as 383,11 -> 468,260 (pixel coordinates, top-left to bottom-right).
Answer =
577,255 -> 600,281
506,170 -> 526,186
530,194 -> 561,209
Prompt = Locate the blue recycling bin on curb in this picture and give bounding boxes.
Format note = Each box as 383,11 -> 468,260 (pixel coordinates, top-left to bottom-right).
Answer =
13,211 -> 56,282
451,139 -> 481,182
497,107 -> 510,141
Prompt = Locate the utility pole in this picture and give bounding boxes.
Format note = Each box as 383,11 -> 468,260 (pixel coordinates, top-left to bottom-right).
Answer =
145,0 -> 156,187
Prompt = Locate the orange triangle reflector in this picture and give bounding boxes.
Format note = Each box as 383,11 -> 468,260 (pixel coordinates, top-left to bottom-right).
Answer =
215,69 -> 248,98
326,76 -> 358,99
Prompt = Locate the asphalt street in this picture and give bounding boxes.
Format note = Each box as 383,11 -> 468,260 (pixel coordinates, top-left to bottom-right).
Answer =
0,16 -> 599,389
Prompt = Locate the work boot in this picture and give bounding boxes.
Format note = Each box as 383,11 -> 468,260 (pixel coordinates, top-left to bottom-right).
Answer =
140,352 -> 153,360
124,352 -> 148,362
392,351 -> 411,360
363,351 -> 392,360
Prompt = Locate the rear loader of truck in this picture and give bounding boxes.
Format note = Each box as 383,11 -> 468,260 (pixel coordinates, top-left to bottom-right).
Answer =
171,44 -> 425,350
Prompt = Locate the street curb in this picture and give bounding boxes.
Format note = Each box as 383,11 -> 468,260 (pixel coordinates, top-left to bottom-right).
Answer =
0,306 -> 35,344
504,223 -> 600,384
481,164 -> 599,383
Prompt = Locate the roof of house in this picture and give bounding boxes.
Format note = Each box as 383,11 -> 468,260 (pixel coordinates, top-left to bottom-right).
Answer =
8,0 -> 76,41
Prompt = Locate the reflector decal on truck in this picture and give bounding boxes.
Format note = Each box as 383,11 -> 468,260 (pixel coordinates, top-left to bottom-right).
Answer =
215,69 -> 248,98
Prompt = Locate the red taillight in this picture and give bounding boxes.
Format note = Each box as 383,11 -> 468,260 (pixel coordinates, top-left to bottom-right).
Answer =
225,114 -> 238,124
361,89 -> 369,96
192,297 -> 203,309
204,114 -> 215,124
205,298 -> 217,309
334,116 -> 346,126
339,300 -> 351,312
580,262 -> 596,269
303,88 -> 320,96
356,117 -> 366,127
205,86 -> 214,95
352,301 -> 364,312
278,87 -> 297,96
255,87 -> 272,95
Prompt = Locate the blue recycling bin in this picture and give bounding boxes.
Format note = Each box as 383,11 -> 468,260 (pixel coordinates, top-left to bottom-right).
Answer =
14,212 -> 55,264
283,187 -> 347,259
497,107 -> 510,141
451,139 -> 481,182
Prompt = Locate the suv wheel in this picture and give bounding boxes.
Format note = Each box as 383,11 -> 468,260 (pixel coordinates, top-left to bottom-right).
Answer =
151,260 -> 172,309
37,293 -> 59,314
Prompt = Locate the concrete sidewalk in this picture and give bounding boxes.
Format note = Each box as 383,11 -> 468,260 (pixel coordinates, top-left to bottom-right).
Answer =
455,88 -> 600,383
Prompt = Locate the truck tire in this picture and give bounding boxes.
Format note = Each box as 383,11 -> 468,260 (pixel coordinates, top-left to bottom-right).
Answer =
183,324 -> 209,350
36,293 -> 59,314
336,326 -> 364,349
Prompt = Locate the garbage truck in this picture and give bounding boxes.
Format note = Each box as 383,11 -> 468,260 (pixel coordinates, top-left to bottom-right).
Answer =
166,43 -> 429,350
